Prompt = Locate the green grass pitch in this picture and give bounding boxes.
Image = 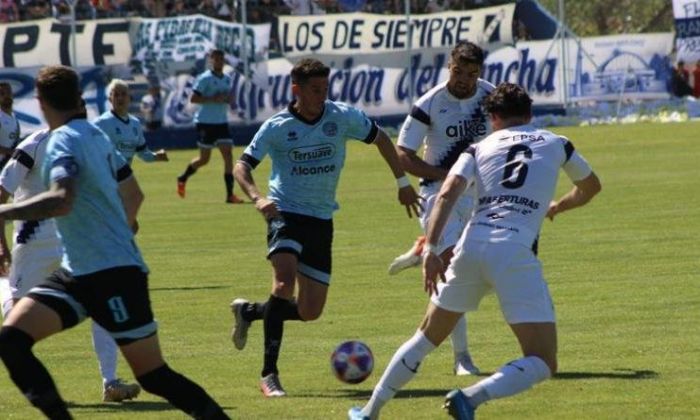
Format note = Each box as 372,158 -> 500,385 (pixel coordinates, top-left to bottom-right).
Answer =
1,121 -> 699,419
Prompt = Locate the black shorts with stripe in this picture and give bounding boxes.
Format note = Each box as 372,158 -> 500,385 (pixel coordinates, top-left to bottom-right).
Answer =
267,212 -> 333,285
27,266 -> 157,345
196,123 -> 232,147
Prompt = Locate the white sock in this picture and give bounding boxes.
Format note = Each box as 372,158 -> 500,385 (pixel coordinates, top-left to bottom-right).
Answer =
449,315 -> 468,355
361,330 -> 436,419
462,356 -> 551,408
0,277 -> 13,319
92,321 -> 118,385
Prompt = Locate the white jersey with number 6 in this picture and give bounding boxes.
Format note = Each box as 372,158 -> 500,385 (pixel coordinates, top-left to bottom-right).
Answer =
450,124 -> 593,249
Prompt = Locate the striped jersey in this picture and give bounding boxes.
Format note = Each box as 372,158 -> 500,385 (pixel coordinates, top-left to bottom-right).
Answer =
0,109 -> 20,163
449,124 -> 593,248
240,100 -> 378,219
398,79 -> 494,188
0,129 -> 58,245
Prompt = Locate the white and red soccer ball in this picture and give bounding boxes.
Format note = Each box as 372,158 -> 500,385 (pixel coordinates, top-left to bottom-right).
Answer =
331,340 -> 374,384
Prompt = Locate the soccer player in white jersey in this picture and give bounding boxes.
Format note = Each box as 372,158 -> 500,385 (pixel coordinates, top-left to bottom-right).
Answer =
94,79 -> 168,165
0,65 -> 229,419
0,82 -> 21,168
177,48 -> 245,204
349,83 -> 601,420
389,41 -> 494,376
231,58 -> 422,397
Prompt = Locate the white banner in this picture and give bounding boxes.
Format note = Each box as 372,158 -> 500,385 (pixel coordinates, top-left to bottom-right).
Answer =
673,0 -> 700,63
278,5 -> 514,57
0,18 -> 131,67
484,33 -> 674,104
130,15 -> 271,86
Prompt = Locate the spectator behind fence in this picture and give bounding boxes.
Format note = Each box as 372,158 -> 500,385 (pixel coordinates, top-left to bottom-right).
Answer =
283,0 -> 325,15
0,0 -> 19,22
22,0 -> 51,20
671,61 -> 693,98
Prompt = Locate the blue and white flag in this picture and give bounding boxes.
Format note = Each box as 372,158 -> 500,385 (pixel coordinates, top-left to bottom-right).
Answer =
673,0 -> 700,63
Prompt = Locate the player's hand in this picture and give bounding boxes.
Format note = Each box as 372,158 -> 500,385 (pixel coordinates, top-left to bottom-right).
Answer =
422,252 -> 445,296
398,185 -> 422,218
255,197 -> 279,220
154,149 -> 169,162
546,200 -> 559,221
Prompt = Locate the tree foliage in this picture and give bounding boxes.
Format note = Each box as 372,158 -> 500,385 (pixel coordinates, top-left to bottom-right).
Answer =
535,0 -> 673,36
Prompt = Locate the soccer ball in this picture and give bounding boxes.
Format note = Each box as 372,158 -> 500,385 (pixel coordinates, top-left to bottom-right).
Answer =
331,340 -> 374,384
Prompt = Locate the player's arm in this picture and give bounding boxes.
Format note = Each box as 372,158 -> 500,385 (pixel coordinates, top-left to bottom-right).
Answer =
234,159 -> 279,220
373,128 -> 422,218
118,174 -> 144,233
191,87 -> 227,104
398,146 -> 449,180
0,177 -> 76,221
547,143 -> 602,221
547,171 -> 601,221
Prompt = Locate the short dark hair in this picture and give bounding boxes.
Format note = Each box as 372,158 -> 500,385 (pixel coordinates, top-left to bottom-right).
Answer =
210,48 -> 225,58
450,41 -> 485,66
36,66 -> 81,111
483,83 -> 532,119
291,58 -> 330,85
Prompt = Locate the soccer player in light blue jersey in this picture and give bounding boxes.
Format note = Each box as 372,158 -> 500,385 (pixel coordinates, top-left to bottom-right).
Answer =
230,58 -> 422,397
94,79 -> 168,165
0,66 -> 229,419
177,48 -> 244,204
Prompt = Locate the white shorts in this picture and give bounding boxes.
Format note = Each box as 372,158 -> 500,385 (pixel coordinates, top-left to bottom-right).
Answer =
419,186 -> 474,255
9,240 -> 62,298
432,239 -> 555,324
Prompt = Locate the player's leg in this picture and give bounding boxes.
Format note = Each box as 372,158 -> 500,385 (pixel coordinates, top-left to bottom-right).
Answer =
90,266 -> 228,418
120,335 -> 228,419
444,243 -> 555,418
92,321 -> 141,402
351,303 -> 463,420
258,251 -> 299,397
177,124 -> 215,197
216,140 -> 242,203
387,235 -> 425,275
0,267 -> 94,419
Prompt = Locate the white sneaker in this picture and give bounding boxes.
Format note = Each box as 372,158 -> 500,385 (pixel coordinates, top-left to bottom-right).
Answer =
454,353 -> 480,376
230,298 -> 251,350
388,251 -> 422,275
103,379 -> 141,402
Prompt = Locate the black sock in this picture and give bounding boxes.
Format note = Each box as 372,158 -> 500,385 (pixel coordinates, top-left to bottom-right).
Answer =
224,173 -> 234,197
178,164 -> 197,182
242,301 -> 266,322
282,299 -> 302,321
137,364 -> 229,419
261,295 -> 290,377
0,327 -> 72,419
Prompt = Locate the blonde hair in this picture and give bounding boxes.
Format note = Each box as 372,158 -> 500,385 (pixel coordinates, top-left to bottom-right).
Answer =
106,79 -> 130,97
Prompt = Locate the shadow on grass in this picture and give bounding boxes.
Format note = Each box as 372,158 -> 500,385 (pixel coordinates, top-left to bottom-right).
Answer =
554,369 -> 658,380
150,285 -> 229,292
66,401 -> 237,413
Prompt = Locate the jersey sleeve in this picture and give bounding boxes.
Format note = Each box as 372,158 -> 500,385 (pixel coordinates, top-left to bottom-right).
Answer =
0,147 -> 33,194
343,105 -> 378,144
45,132 -> 80,183
192,73 -> 207,95
447,147 -> 476,183
239,122 -> 272,169
397,106 -> 430,151
560,139 -> 592,181
135,121 -> 156,163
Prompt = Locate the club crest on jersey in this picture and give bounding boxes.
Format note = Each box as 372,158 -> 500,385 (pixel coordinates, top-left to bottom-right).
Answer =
322,122 -> 338,137
288,143 -> 336,163
115,127 -> 121,135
